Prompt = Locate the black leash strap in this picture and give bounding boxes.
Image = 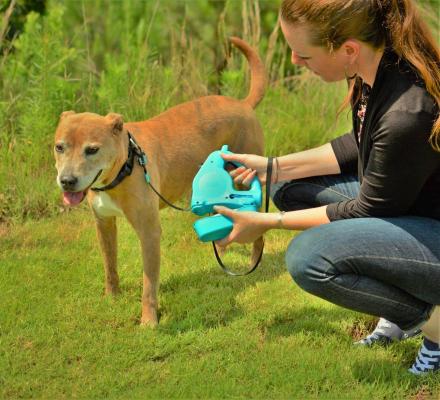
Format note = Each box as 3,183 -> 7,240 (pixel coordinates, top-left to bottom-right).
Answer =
135,148 -> 191,212
143,171 -> 191,211
130,134 -> 191,211
212,157 -> 273,276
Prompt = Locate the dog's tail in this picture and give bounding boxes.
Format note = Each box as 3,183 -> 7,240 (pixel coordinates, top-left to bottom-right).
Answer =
229,37 -> 267,109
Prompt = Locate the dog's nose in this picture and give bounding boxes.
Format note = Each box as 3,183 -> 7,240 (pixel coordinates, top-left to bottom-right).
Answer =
60,175 -> 78,190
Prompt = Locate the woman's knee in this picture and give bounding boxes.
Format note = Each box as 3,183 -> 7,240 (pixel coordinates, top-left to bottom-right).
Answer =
285,228 -> 333,293
270,181 -> 289,210
271,181 -> 311,212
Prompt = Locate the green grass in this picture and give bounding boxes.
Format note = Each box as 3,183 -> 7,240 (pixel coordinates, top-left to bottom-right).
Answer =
1,208 -> 439,399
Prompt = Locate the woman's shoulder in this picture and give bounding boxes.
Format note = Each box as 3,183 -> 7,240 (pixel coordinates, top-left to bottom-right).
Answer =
386,83 -> 436,116
378,52 -> 437,117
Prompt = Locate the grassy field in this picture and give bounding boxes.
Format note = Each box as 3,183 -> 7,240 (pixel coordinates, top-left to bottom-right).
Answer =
1,207 -> 439,399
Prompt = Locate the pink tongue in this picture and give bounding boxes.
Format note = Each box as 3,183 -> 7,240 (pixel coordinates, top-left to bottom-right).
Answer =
63,191 -> 85,206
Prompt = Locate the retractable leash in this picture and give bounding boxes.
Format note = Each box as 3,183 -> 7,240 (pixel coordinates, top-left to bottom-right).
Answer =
212,158 -> 272,276
191,145 -> 273,276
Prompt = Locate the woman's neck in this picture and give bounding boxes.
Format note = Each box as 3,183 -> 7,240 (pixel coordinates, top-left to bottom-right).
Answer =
357,45 -> 385,87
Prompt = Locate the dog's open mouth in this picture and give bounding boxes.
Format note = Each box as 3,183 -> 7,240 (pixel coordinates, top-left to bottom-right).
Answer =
62,170 -> 103,206
63,191 -> 86,206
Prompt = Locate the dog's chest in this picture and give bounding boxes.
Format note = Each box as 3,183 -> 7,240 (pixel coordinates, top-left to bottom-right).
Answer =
92,192 -> 124,217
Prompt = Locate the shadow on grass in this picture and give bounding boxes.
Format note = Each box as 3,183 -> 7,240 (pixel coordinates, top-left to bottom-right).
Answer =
263,305 -> 354,341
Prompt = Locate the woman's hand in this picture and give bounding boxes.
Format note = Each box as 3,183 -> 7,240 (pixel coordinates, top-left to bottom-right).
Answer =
221,153 -> 270,185
213,206 -> 274,247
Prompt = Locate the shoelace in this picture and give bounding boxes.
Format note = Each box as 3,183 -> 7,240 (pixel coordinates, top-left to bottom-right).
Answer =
374,320 -> 394,336
357,332 -> 392,346
409,343 -> 440,375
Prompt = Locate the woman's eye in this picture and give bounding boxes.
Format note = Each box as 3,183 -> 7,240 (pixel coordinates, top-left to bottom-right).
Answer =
85,147 -> 99,156
55,144 -> 64,153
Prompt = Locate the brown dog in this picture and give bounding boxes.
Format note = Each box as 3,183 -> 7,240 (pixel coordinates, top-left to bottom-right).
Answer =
53,37 -> 266,326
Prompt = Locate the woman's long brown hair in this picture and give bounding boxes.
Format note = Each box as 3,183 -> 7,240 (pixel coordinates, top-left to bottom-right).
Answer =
280,0 -> 440,149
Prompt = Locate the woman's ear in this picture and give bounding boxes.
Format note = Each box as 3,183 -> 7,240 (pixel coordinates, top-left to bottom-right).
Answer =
342,39 -> 360,63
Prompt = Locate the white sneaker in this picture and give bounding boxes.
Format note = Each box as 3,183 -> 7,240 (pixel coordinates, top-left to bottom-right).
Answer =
355,318 -> 421,346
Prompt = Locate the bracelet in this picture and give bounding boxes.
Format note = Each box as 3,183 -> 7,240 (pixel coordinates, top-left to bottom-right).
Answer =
277,211 -> 286,228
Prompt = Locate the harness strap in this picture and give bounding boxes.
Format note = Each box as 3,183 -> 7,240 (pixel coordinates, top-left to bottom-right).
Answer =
212,157 -> 273,276
91,133 -> 136,192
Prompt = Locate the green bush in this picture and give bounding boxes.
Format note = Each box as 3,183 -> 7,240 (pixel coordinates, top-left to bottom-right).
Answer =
0,5 -> 82,221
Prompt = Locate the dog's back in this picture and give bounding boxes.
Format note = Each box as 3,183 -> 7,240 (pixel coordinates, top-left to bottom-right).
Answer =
127,37 -> 267,205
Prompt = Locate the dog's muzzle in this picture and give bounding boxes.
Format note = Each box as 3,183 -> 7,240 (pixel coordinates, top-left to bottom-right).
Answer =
60,170 -> 103,206
60,175 -> 79,191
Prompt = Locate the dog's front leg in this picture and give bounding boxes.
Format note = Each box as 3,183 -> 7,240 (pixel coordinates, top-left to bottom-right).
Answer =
93,213 -> 120,295
125,207 -> 161,327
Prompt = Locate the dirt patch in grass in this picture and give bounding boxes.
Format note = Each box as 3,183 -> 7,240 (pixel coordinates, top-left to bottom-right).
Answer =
0,222 -> 9,238
410,385 -> 434,400
348,318 -> 379,341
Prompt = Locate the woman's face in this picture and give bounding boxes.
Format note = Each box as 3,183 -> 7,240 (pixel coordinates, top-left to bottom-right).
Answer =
280,19 -> 349,82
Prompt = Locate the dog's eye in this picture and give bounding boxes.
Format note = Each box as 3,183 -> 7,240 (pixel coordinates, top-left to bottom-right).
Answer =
55,144 -> 64,153
85,147 -> 100,156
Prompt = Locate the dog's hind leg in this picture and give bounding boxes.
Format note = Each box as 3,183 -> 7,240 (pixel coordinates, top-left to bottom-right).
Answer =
93,214 -> 120,295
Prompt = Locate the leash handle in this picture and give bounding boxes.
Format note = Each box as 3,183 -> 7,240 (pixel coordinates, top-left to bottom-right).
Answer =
211,157 -> 273,276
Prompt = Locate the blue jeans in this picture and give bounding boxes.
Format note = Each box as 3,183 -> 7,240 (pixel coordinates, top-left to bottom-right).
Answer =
271,174 -> 440,330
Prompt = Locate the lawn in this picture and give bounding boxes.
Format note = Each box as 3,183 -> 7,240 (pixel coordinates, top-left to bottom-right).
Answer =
1,2 -> 439,397
1,206 -> 438,399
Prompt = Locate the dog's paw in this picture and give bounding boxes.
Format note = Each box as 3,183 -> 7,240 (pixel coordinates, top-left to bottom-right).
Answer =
104,286 -> 121,296
140,318 -> 158,329
140,308 -> 159,328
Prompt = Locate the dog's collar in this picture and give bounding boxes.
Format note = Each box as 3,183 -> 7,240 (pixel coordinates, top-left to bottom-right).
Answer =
91,132 -> 145,192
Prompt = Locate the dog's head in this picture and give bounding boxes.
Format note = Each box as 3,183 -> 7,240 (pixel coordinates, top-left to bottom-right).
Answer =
54,111 -> 124,206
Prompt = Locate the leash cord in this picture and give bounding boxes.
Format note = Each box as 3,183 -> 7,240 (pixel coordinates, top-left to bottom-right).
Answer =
130,131 -> 272,276
142,169 -> 191,212
131,135 -> 191,212
211,157 -> 273,276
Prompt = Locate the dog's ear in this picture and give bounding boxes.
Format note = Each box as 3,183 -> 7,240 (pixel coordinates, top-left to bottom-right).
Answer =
105,113 -> 124,134
60,110 -> 75,120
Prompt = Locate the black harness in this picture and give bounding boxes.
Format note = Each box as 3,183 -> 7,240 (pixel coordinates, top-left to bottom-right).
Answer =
92,133 -> 138,192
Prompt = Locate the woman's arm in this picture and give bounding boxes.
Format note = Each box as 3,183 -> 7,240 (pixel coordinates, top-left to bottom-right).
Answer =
277,142 -> 341,181
222,140 -> 349,186
327,111 -> 439,221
